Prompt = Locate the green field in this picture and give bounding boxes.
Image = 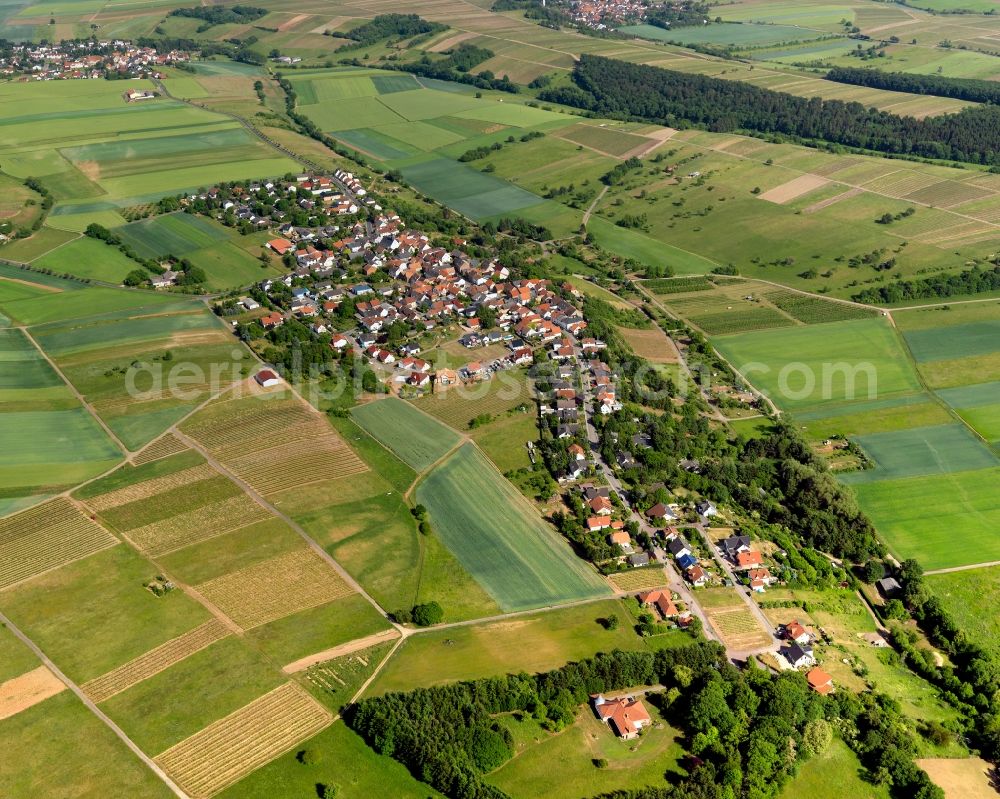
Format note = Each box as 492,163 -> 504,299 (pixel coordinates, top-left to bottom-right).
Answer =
622,22 -> 828,46
587,215 -> 719,274
32,235 -> 140,284
903,321 -> 1000,363
0,544 -> 211,683
853,467 -> 1000,569
713,318 -> 922,412
368,599 -> 647,694
489,704 -> 684,799
0,691 -> 175,799
415,443 -> 610,611
349,397 -> 461,472
927,566 -> 1000,658
115,212 -> 228,259
779,738 -> 889,799
841,423 -> 998,483
219,721 -> 443,799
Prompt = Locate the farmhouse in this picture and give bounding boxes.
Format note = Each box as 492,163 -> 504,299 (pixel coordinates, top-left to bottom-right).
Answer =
784,620 -> 810,645
260,312 -> 284,329
592,694 -> 652,740
267,238 -> 294,255
638,589 -> 678,619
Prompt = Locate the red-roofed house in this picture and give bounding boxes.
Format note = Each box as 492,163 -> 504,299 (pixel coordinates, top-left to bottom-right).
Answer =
260,311 -> 284,329
587,516 -> 611,532
589,496 -> 613,516
736,550 -> 763,569
784,620 -> 810,645
687,564 -> 709,587
592,695 -> 652,740
638,590 -> 678,619
267,238 -> 293,255
807,667 -> 834,695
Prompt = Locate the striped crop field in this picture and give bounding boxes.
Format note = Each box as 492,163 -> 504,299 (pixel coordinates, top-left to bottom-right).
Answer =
156,682 -> 331,798
0,498 -> 117,590
82,619 -> 231,703
195,548 -> 354,630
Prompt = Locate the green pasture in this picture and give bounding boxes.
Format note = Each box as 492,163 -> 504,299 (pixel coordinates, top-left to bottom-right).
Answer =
333,128 -> 417,161
0,330 -> 61,390
350,396 -> 461,472
713,318 -> 922,411
0,226 -> 78,261
587,216 -> 718,273
114,210 -> 227,259
0,544 -> 210,683
716,0 -> 855,28
927,566 -> 1000,658
0,692 -> 175,799
219,722 -> 442,799
300,97 -> 404,131
368,599 -> 644,694
188,240 -> 282,291
32,236 -> 138,284
779,738 -> 888,799
841,423 -> 998,483
416,443 -> 610,611
0,407 -> 121,491
101,637 -> 284,755
903,321 -> 1000,363
936,381 -> 1000,442
799,399 -> 952,440
853,467 -> 1000,569
622,22 -> 827,46
489,706 -> 683,799
33,310 -> 218,357
400,157 -> 548,220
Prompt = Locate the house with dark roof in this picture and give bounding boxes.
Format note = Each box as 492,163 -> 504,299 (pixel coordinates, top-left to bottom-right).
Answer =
782,642 -> 815,669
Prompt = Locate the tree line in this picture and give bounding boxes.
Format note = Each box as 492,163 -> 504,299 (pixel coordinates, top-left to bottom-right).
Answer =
167,5 -> 266,32
539,55 -> 1000,165
346,642 -> 943,799
852,263 -> 1000,303
827,66 -> 1000,105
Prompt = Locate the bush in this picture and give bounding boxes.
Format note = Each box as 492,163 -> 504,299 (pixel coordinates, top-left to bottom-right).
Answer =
412,601 -> 444,627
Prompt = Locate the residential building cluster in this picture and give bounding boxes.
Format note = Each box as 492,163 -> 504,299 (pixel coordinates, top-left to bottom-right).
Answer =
567,0 -> 648,28
1,40 -> 188,80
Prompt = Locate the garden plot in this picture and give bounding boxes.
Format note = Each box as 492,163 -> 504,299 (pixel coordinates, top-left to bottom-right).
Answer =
83,462 -> 218,512
195,548 -> 353,630
131,433 -> 189,466
156,682 -> 331,798
0,666 -> 66,722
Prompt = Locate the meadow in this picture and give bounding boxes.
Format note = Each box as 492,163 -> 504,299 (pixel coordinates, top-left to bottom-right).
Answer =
852,467 -> 1000,569
841,423 -> 998,483
712,318 -> 922,412
927,566 -> 1000,658
415,443 -> 610,611
778,738 -> 889,799
350,396 -> 461,471
488,705 -> 684,799
368,599 -> 646,694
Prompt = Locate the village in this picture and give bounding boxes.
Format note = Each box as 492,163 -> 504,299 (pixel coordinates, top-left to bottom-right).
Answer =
0,39 -> 189,80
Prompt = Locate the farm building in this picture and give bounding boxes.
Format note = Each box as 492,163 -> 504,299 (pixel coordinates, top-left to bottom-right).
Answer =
254,369 -> 282,388
638,590 -> 678,619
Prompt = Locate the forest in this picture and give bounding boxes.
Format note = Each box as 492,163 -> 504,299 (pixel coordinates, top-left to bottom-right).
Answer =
539,55 -> 1000,164
827,66 -> 1000,105
346,644 -> 943,799
167,4 -> 266,30
340,13 -> 447,47
852,263 -> 1000,303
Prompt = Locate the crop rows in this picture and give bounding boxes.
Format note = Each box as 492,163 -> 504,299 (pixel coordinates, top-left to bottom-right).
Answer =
84,463 -> 217,512
126,494 -> 271,557
132,434 -> 189,466
0,498 -> 117,590
609,569 -> 668,592
646,276 -> 713,295
906,179 -> 993,208
864,170 -> 941,197
689,308 -> 795,336
195,548 -> 353,629
708,608 -> 771,649
82,619 -> 231,703
225,433 -> 367,495
211,419 -> 325,463
185,401 -> 315,451
914,220 -> 993,245
764,291 -> 874,324
156,682 -> 331,798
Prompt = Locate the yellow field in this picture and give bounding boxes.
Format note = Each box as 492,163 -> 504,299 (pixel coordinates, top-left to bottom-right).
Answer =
195,548 -> 354,629
156,682 -> 331,798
